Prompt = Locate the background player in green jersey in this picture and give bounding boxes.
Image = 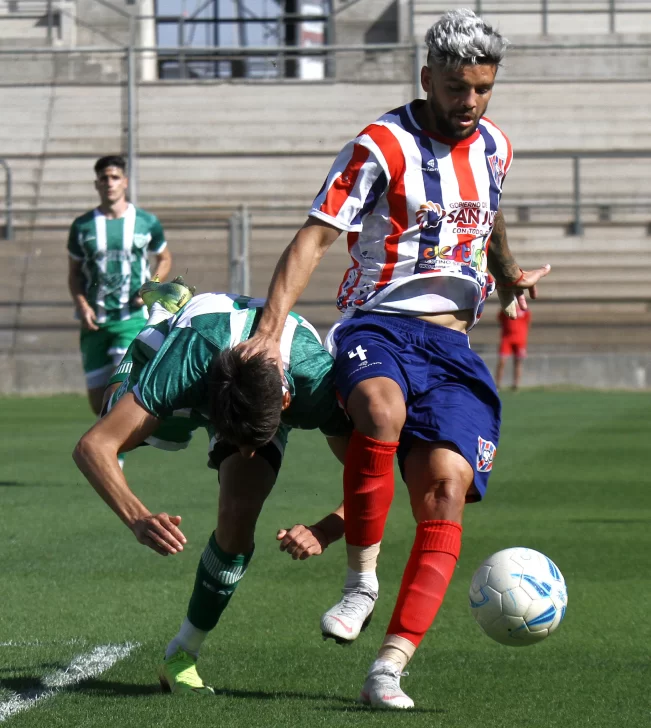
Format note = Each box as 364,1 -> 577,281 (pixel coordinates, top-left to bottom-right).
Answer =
73,290 -> 349,695
67,155 -> 173,414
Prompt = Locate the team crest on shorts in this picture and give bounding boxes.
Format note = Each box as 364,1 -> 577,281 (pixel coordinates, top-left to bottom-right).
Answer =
477,436 -> 496,472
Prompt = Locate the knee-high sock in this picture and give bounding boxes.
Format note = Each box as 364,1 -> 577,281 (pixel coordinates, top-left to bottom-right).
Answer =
385,520 -> 462,649
343,430 -> 398,549
187,533 -> 253,633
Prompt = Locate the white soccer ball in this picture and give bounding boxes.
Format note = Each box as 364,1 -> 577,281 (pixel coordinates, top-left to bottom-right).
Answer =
469,547 -> 568,646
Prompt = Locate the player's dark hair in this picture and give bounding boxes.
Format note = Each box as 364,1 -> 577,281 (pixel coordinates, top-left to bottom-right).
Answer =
94,155 -> 127,177
209,349 -> 283,450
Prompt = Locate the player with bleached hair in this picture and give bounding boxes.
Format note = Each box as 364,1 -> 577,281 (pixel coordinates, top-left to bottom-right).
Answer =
73,279 -> 349,695
238,8 -> 550,709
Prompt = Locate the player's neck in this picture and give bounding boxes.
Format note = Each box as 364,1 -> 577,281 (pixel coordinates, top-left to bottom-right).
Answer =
98,198 -> 130,219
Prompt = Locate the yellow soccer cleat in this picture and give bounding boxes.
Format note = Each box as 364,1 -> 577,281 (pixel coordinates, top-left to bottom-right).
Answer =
158,648 -> 215,696
140,275 -> 196,314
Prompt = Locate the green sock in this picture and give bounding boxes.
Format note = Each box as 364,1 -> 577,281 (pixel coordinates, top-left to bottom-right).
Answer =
187,533 -> 253,632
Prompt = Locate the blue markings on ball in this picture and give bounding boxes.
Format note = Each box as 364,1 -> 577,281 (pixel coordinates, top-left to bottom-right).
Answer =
526,604 -> 557,628
546,555 -> 561,580
522,574 -> 553,597
469,586 -> 491,609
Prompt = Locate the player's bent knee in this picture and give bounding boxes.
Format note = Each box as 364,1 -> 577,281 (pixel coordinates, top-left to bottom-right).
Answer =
348,380 -> 406,438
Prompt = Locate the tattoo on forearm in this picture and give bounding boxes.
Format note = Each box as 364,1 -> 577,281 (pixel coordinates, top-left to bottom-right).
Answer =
487,210 -> 521,283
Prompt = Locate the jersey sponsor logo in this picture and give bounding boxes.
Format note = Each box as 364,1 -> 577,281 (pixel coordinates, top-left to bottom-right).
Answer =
477,436 -> 496,472
487,153 -> 507,189
133,233 -> 152,249
416,201 -> 446,230
92,250 -> 134,263
82,234 -> 97,243
98,272 -> 131,294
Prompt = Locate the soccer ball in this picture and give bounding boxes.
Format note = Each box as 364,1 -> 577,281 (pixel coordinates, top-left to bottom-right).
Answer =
468,547 -> 567,646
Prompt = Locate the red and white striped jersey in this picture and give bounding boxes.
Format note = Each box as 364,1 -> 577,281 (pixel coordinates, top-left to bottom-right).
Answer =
309,100 -> 513,324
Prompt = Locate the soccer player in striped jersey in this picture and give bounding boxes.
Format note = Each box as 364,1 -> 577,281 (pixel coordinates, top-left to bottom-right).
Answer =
72,289 -> 350,695
67,155 -> 172,415
238,9 -> 551,709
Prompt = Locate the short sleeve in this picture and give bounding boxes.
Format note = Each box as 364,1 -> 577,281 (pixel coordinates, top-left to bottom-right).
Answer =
309,134 -> 390,233
67,220 -> 84,260
147,216 -> 167,254
281,333 -> 352,438
134,329 -> 212,418
107,340 -> 135,386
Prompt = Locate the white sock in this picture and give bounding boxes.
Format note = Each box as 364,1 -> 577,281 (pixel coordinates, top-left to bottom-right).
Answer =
344,567 -> 379,595
165,618 -> 208,660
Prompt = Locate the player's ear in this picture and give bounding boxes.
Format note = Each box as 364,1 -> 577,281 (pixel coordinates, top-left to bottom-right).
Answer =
281,390 -> 291,411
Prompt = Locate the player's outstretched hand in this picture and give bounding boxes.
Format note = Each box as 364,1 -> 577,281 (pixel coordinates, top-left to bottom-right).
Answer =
497,264 -> 551,319
277,524 -> 328,560
131,513 -> 187,556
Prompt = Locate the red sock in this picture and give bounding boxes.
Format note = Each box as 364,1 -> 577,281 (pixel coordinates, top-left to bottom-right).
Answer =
343,430 -> 398,547
386,520 -> 462,647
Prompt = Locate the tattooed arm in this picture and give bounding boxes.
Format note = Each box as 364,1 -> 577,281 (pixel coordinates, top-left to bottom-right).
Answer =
487,210 -> 522,284
488,210 -> 552,317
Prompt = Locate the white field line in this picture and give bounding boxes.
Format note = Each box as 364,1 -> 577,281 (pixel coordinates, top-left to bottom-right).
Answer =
0,642 -> 139,723
0,639 -> 88,648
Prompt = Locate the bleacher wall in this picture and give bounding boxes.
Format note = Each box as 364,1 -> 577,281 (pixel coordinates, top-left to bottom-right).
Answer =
1,1 -> 651,393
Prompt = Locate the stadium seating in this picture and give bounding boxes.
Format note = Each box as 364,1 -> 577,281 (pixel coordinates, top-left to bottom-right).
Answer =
1,12 -> 650,391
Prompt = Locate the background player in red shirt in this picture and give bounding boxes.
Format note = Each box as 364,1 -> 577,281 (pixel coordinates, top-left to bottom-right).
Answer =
496,307 -> 531,391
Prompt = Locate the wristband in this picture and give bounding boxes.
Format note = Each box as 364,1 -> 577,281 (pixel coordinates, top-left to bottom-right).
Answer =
496,269 -> 525,289
308,524 -> 330,548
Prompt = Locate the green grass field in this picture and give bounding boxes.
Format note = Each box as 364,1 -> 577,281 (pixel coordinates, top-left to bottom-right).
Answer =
1,391 -> 650,727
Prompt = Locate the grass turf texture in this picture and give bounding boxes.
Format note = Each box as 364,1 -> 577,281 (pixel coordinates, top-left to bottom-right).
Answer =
0,391 -> 649,727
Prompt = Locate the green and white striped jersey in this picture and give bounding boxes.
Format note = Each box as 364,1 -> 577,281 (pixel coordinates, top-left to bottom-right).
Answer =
108,293 -> 350,452
67,204 -> 167,323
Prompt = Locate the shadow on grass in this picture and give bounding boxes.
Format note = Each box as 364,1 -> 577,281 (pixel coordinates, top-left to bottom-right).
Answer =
73,680 -> 371,704
75,679 -> 163,696
0,481 -> 20,486
0,676 -> 45,693
325,705 -> 447,715
211,687 -> 353,703
567,518 -> 650,524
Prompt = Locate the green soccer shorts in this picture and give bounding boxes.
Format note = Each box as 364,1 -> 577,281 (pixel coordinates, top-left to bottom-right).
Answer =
80,315 -> 146,389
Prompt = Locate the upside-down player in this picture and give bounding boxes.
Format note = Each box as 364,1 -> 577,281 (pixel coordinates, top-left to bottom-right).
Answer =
237,9 -> 550,709
73,280 -> 348,695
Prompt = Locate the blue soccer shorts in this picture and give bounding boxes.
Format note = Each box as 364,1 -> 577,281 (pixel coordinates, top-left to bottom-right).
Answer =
328,312 -> 502,501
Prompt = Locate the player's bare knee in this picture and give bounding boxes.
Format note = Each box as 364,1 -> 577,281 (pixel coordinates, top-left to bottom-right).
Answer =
410,474 -> 470,522
348,382 -> 405,439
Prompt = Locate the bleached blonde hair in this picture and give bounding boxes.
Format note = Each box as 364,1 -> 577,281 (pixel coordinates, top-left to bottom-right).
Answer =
425,8 -> 507,69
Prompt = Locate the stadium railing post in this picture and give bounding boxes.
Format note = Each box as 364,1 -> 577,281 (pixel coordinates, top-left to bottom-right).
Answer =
127,37 -> 138,206
0,159 -> 13,241
571,155 -> 583,236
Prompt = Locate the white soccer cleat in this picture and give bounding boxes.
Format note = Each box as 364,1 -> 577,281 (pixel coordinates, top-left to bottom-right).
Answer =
320,588 -> 377,644
358,661 -> 414,710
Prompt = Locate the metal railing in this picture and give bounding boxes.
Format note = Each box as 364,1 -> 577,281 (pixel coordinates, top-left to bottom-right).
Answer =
514,150 -> 651,235
417,1 -> 651,35
0,160 -> 13,241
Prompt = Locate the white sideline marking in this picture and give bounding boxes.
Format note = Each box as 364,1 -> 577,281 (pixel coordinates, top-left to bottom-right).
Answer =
0,642 -> 139,722
0,639 -> 87,648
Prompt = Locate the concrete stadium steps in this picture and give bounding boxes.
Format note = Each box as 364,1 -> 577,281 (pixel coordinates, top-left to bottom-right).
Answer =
1,221 -> 649,353
136,82 -> 651,153
136,83 -> 411,155
414,1 -> 651,36
2,81 -> 650,230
